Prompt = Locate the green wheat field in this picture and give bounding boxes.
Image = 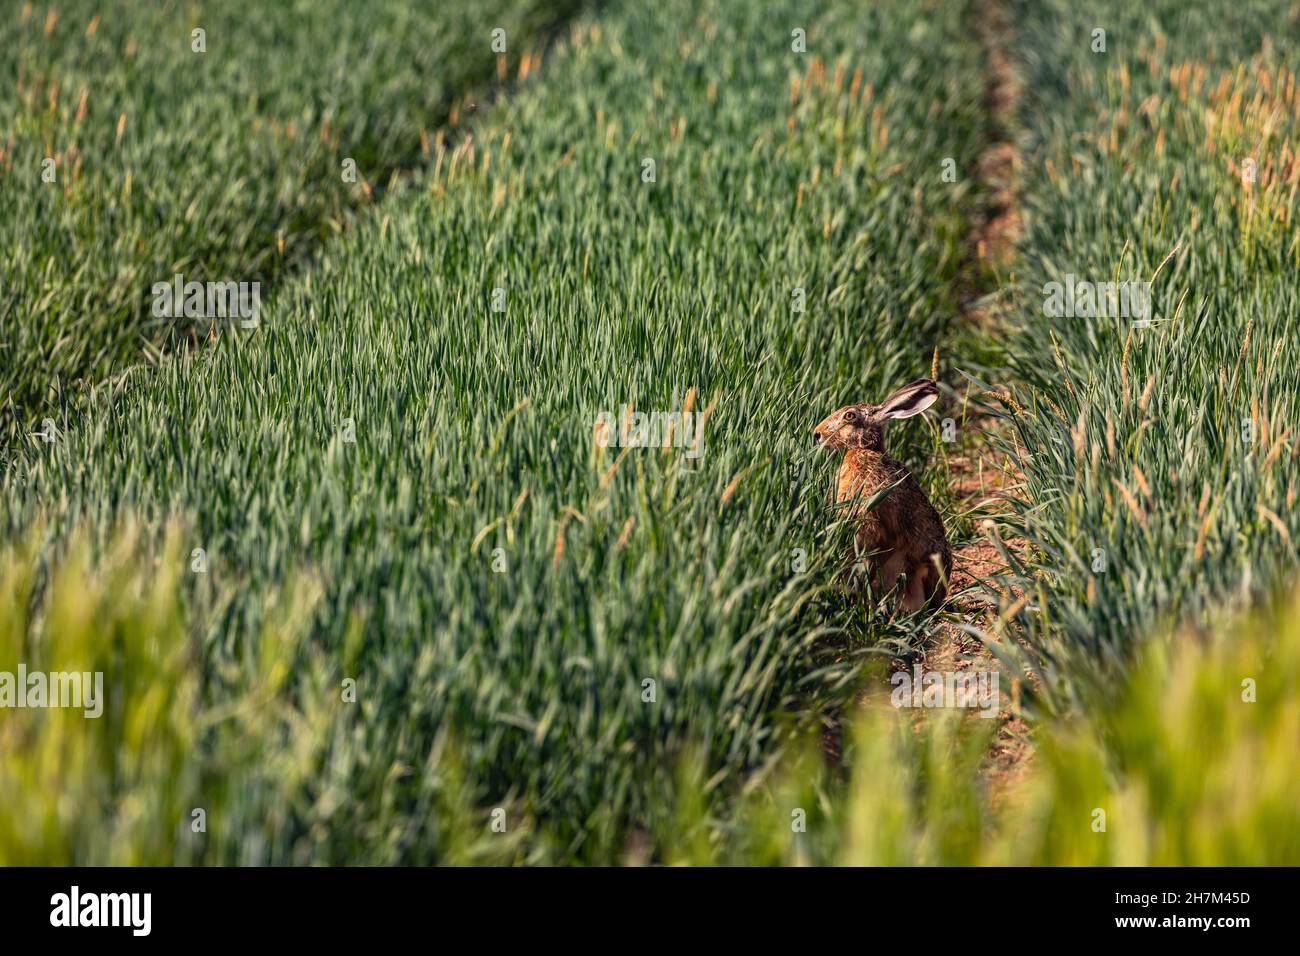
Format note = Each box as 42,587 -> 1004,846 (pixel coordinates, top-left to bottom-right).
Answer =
1,0 -> 1297,865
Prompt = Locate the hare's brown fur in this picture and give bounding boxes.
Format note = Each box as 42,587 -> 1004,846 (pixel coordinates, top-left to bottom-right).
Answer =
813,379 -> 951,612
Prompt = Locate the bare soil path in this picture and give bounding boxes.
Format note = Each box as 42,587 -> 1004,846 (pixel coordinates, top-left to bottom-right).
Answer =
929,0 -> 1031,800
851,0 -> 1033,802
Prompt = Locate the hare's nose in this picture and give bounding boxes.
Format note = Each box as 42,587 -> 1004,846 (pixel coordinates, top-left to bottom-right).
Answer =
812,428 -> 823,445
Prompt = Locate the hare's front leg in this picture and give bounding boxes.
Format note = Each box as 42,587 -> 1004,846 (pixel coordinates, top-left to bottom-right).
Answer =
899,565 -> 930,613
875,550 -> 909,605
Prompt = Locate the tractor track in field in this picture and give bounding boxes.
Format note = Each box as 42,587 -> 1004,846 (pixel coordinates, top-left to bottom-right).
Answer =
822,0 -> 1033,801
7,5 -> 591,447
925,0 -> 1032,801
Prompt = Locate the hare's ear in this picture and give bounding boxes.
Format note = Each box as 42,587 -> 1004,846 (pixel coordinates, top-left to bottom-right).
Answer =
876,379 -> 938,420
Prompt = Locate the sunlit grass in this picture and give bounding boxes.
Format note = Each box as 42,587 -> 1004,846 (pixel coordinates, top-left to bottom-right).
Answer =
987,0 -> 1300,709
4,0 -> 1296,867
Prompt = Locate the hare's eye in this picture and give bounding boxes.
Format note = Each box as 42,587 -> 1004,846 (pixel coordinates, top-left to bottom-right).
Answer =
843,410 -> 857,424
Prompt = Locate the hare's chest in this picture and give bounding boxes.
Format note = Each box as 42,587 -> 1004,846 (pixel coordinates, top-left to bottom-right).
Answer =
835,453 -> 889,506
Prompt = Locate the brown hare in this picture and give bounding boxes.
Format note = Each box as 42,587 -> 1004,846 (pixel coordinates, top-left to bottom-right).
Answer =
812,379 -> 952,612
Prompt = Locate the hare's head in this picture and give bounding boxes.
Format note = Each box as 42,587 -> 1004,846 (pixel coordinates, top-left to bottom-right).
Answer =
812,379 -> 939,452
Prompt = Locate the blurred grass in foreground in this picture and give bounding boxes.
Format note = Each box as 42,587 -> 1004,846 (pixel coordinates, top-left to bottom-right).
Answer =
3,524 -> 1296,864
0,523 -> 540,864
650,580 -> 1300,865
